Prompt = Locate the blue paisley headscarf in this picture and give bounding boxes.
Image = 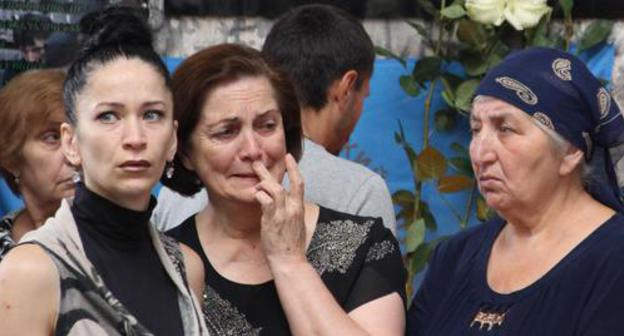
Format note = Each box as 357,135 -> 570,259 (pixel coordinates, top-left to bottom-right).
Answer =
475,47 -> 624,211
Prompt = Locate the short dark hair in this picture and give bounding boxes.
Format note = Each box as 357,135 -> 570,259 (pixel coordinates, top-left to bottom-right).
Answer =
161,43 -> 302,196
13,13 -> 52,48
63,6 -> 170,125
261,4 -> 375,111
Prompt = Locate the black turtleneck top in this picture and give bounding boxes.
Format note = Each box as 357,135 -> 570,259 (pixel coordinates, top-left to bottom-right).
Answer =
71,183 -> 184,336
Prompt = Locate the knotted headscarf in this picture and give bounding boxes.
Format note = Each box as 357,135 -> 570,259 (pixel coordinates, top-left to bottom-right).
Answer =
475,47 -> 624,211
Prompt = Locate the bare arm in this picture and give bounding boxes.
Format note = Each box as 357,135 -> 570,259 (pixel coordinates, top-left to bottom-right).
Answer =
253,154 -> 404,336
180,243 -> 205,301
270,257 -> 404,336
0,244 -> 59,335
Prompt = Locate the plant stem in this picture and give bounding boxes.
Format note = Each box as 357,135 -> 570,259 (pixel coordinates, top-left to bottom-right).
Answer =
422,79 -> 438,149
437,192 -> 463,224
461,183 -> 477,229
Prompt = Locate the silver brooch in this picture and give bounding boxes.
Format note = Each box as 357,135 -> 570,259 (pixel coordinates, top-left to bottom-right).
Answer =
495,76 -> 538,105
552,58 -> 572,81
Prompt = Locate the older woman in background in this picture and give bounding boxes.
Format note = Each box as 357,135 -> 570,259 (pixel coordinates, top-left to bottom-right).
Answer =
163,43 -> 406,335
0,7 -> 206,335
0,69 -> 75,260
408,47 -> 624,335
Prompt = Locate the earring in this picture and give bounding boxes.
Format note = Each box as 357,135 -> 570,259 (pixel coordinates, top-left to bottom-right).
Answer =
13,173 -> 20,185
72,170 -> 81,183
165,161 -> 174,179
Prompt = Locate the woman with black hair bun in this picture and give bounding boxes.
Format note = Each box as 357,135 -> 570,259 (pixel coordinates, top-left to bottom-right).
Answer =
0,7 -> 208,335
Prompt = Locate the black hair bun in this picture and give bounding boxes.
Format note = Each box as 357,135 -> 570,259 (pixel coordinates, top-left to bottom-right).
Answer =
79,6 -> 153,56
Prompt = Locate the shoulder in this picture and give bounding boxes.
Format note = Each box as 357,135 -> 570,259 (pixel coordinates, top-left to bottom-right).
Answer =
0,244 -> 59,333
316,206 -> 381,230
179,243 -> 205,300
179,243 -> 204,281
0,243 -> 58,283
314,207 -> 396,253
577,213 -> 624,268
300,140 -> 380,182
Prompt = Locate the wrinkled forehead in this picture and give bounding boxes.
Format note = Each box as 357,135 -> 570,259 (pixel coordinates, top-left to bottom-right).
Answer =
470,96 -> 530,122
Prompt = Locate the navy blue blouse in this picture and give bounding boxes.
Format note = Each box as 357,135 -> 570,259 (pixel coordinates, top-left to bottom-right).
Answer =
408,214 -> 624,335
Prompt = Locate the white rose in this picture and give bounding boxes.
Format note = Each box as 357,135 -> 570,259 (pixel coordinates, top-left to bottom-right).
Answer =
504,0 -> 552,31
465,0 -> 506,26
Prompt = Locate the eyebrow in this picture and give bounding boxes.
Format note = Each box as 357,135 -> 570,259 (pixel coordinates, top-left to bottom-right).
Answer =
205,108 -> 279,128
95,101 -> 166,108
470,111 -> 514,123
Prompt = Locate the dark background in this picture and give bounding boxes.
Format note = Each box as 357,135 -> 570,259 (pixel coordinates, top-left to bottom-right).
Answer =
164,0 -> 624,19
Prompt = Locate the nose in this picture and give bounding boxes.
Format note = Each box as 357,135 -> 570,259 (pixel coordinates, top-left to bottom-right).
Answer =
470,130 -> 497,170
122,117 -> 147,151
240,130 -> 262,162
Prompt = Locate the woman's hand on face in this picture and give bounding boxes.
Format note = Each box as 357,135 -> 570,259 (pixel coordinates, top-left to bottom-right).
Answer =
253,154 -> 307,265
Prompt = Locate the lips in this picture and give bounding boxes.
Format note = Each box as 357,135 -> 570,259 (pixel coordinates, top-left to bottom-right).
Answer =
478,175 -> 500,182
119,160 -> 151,172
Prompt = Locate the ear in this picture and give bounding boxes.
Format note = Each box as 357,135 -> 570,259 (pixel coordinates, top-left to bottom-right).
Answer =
559,145 -> 584,176
61,122 -> 82,167
329,70 -> 359,104
166,120 -> 178,162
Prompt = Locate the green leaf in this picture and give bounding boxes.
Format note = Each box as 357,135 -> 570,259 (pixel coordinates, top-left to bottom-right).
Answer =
400,75 -> 421,97
559,0 -> 574,18
577,20 -> 613,55
405,218 -> 426,252
412,56 -> 443,85
405,20 -> 434,48
526,15 -> 552,47
409,242 -> 431,275
396,121 -> 419,172
417,0 -> 438,16
476,196 -> 491,221
454,79 -> 480,112
450,142 -> 469,157
434,108 -> 457,132
375,46 -> 406,67
416,147 -> 447,181
420,201 -> 437,231
441,90 -> 455,108
449,156 -> 474,177
462,51 -> 488,76
437,175 -> 474,193
392,189 -> 415,206
456,19 -> 487,49
440,4 -> 466,19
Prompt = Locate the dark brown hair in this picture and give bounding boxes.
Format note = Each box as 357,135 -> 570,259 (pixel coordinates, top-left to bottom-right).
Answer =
162,43 -> 302,196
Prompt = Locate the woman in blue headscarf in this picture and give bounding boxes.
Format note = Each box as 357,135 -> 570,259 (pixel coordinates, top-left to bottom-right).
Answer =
407,47 -> 624,335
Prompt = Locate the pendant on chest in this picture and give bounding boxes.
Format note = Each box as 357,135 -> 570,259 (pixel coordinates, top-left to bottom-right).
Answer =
470,308 -> 507,331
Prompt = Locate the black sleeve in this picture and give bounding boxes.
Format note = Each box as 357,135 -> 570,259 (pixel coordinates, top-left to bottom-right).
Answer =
343,218 -> 407,312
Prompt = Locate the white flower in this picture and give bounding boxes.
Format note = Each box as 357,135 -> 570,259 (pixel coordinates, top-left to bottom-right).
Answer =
465,0 -> 551,31
504,0 -> 552,30
465,0 -> 506,26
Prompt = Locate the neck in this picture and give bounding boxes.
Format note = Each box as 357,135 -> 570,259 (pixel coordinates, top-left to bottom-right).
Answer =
205,197 -> 263,241
19,189 -> 60,229
301,105 -> 338,155
499,178 -> 611,239
84,182 -> 150,212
